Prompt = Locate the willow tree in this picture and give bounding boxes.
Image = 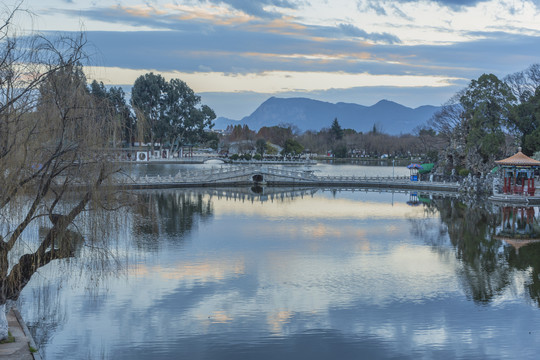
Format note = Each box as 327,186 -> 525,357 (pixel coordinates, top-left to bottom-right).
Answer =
0,9 -> 121,340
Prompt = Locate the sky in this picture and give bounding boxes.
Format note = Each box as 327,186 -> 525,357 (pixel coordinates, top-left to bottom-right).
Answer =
11,0 -> 540,118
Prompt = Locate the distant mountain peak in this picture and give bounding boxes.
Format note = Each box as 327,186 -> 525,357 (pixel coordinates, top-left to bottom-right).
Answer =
373,99 -> 407,108
214,97 -> 439,135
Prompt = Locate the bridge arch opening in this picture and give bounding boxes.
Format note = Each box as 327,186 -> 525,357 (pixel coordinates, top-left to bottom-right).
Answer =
251,185 -> 264,194
204,159 -> 225,164
252,174 -> 264,183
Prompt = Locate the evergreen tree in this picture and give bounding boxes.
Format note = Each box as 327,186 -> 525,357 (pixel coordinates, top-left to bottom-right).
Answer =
510,87 -> 540,155
330,118 -> 344,140
131,73 -> 215,150
460,73 -> 515,162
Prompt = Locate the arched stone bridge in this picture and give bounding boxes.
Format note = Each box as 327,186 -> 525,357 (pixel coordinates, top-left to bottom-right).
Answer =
123,165 -> 460,193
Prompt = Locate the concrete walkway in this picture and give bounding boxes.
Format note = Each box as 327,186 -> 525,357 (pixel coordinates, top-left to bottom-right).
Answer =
0,309 -> 39,360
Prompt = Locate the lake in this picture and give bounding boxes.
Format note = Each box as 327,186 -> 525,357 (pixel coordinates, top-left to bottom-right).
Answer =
17,164 -> 540,359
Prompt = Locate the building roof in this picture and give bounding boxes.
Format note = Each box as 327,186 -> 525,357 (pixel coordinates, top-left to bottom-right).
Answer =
495,150 -> 540,167
494,236 -> 540,254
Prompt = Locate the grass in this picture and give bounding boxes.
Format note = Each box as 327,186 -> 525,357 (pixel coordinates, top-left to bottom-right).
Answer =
29,345 -> 38,353
0,331 -> 15,344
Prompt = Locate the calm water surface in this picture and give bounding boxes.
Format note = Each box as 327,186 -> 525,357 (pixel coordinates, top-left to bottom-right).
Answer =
17,166 -> 540,359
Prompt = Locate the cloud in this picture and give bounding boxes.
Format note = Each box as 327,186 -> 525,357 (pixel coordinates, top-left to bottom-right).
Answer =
79,25 -> 540,81
337,23 -> 401,44
358,0 -> 388,15
429,0 -> 491,7
86,66 -> 461,94
39,2 -> 540,104
358,0 -> 540,20
203,0 -> 299,18
358,0 -> 498,13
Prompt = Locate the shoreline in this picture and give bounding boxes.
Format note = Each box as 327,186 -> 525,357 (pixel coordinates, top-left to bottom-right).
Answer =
0,307 -> 40,360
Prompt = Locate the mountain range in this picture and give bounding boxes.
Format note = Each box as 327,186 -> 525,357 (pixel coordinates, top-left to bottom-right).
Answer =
214,97 -> 440,135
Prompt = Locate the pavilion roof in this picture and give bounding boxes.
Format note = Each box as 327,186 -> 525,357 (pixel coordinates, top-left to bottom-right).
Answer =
495,151 -> 540,167
494,236 -> 540,253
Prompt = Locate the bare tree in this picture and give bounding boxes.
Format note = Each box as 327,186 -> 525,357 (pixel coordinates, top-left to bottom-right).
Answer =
504,63 -> 540,102
428,91 -> 465,143
0,6 -> 121,340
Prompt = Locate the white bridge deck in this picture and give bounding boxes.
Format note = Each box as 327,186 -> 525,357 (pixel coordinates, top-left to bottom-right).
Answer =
122,165 -> 460,192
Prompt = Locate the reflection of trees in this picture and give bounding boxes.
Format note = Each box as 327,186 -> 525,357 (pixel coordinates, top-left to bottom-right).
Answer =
412,198 -> 540,305
18,281 -> 66,350
436,199 -> 514,304
132,191 -> 214,250
506,241 -> 540,306
408,203 -> 448,248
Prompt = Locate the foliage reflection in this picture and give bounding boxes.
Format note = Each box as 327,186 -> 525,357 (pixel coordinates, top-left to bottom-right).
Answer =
132,191 -> 214,250
416,196 -> 540,306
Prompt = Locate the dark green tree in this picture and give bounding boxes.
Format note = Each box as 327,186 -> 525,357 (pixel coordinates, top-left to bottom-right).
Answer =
509,87 -> 540,155
281,138 -> 304,157
108,86 -> 136,147
332,142 -> 348,158
89,80 -> 135,147
201,131 -> 219,150
89,79 -> 108,99
330,118 -> 343,140
255,138 -> 266,156
131,74 -> 215,151
460,73 -> 515,162
131,73 -> 167,148
165,78 -> 215,151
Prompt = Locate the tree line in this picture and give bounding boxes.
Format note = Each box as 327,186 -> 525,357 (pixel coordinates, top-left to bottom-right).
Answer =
221,119 -> 438,160
87,72 -> 216,152
220,64 -> 540,171
430,65 -> 540,175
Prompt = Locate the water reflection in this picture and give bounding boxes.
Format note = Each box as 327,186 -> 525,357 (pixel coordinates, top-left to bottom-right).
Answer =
17,282 -> 66,350
19,189 -> 540,359
132,192 -> 213,251
497,206 -> 540,249
415,197 -> 540,307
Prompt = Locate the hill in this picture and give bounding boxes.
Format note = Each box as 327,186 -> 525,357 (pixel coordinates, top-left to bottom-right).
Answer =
213,97 -> 439,135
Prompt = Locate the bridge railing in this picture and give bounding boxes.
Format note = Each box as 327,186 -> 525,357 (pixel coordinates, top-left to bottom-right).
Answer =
128,167 -> 414,185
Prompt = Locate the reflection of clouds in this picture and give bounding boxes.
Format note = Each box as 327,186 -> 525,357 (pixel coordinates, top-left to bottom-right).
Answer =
267,310 -> 294,335
385,224 -> 401,235
131,259 -> 245,283
491,270 -> 531,307
213,195 -> 426,221
306,223 -> 341,238
162,244 -> 462,339
260,245 -> 460,308
118,258 -> 247,313
412,327 -> 447,347
301,224 -> 370,243
199,311 -> 233,324
22,191 -> 540,359
355,233 -> 371,252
